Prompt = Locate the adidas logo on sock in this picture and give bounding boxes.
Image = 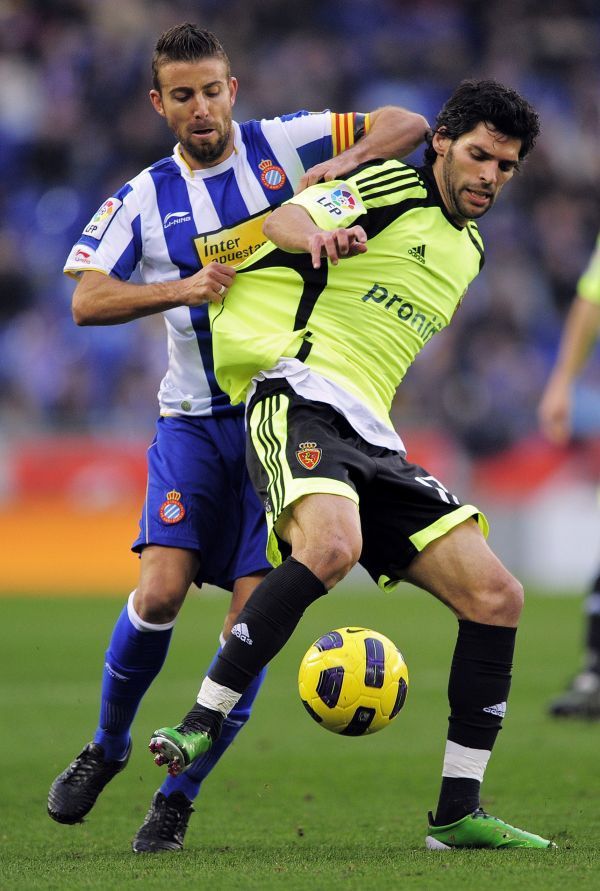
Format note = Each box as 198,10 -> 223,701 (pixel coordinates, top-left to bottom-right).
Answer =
482,701 -> 506,717
231,622 -> 253,645
408,244 -> 426,263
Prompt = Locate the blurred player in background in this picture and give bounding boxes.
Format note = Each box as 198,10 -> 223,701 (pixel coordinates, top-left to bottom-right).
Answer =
538,232 -> 600,719
150,80 -> 554,849
46,22 -> 429,851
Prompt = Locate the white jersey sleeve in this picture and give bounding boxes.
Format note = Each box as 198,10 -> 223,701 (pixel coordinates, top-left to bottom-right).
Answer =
64,184 -> 142,280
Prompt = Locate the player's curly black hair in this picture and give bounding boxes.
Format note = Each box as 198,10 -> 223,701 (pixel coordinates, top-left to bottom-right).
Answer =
423,79 -> 540,166
152,23 -> 230,91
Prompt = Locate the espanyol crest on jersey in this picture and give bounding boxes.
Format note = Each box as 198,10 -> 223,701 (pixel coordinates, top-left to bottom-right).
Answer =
259,159 -> 287,190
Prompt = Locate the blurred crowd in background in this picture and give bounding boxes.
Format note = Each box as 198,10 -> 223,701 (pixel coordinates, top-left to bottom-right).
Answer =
1,0 -> 599,456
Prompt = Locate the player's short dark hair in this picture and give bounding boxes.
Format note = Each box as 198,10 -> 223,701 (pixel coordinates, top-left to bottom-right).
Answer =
152,23 -> 230,91
423,79 -> 540,166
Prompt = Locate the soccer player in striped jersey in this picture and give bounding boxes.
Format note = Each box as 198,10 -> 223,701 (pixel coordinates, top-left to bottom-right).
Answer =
150,80 -> 555,849
46,23 -> 429,851
539,232 -> 600,719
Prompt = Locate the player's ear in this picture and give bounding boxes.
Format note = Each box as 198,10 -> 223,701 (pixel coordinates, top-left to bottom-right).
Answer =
149,89 -> 166,118
229,76 -> 238,107
432,128 -> 450,158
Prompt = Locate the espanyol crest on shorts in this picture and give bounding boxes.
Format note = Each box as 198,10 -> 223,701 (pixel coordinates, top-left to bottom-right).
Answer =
259,158 -> 287,190
296,441 -> 322,470
159,489 -> 186,524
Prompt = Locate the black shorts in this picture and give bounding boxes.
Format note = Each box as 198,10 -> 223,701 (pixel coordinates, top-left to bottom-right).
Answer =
246,379 -> 487,590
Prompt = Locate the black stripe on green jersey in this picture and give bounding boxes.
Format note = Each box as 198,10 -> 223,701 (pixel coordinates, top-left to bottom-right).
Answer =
359,178 -> 424,203
357,170 -> 422,194
466,224 -> 485,271
237,246 -> 328,348
355,164 -> 420,189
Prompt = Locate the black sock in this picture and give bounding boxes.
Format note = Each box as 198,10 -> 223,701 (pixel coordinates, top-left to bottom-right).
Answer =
181,703 -> 224,742
209,557 -> 327,693
584,579 -> 600,674
434,620 -> 516,825
433,777 -> 481,826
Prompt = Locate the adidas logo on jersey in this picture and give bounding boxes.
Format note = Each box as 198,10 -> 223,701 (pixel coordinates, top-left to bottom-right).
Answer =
408,244 -> 426,264
231,622 -> 253,645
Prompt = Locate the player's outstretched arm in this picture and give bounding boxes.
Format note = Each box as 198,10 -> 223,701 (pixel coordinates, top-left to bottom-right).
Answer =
71,265 -> 236,326
263,205 -> 367,269
297,106 -> 430,191
538,295 -> 600,444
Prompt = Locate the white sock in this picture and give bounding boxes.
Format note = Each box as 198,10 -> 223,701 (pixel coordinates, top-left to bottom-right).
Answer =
127,591 -> 177,632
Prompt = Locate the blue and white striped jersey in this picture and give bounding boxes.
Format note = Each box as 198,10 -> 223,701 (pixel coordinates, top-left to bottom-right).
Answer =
64,110 -> 369,417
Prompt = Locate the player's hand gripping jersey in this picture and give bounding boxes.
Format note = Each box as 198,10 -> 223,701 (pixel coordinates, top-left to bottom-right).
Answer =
209,159 -> 485,437
63,111 -> 369,417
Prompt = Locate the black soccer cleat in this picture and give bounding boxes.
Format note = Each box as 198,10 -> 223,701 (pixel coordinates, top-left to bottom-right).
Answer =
548,672 -> 600,719
47,741 -> 131,824
131,790 -> 194,853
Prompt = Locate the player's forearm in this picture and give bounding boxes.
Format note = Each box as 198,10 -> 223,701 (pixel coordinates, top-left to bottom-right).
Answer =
263,205 -> 320,253
550,295 -> 600,382
352,106 -> 430,163
71,271 -> 187,325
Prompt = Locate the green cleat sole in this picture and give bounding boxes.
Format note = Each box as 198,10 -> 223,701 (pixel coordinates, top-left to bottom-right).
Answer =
149,726 -> 211,776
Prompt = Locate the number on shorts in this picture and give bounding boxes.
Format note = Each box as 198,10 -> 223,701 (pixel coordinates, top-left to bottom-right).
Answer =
414,474 -> 460,505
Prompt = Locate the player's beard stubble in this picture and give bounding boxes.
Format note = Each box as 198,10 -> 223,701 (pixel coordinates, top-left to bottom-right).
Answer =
441,143 -> 496,224
181,122 -> 232,166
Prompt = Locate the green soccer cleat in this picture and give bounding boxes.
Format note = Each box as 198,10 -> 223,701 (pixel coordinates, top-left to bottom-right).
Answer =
425,808 -> 557,849
149,724 -> 212,777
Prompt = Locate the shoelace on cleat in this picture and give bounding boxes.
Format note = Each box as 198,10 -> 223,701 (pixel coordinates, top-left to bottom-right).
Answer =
145,797 -> 190,839
63,749 -> 103,783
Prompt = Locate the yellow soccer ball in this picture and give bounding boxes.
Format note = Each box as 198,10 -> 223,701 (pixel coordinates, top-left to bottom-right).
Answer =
298,627 -> 409,735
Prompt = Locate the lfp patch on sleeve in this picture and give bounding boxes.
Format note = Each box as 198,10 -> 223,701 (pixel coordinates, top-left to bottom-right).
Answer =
309,182 -> 365,221
82,197 -> 123,241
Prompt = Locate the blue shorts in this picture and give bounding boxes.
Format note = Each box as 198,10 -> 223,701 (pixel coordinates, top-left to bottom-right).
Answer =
132,415 -> 271,591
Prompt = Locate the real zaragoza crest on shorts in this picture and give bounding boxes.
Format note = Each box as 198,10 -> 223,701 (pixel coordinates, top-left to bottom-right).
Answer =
296,441 -> 322,470
259,159 -> 287,190
159,489 -> 186,524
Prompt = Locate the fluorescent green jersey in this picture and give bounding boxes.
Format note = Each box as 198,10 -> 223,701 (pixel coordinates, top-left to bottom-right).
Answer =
577,233 -> 600,304
209,160 -> 485,429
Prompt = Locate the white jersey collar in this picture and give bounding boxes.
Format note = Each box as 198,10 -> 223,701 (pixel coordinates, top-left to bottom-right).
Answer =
171,121 -> 241,180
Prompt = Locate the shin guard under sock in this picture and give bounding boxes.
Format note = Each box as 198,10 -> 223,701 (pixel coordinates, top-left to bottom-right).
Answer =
94,595 -> 174,760
209,557 -> 327,694
435,620 -> 516,825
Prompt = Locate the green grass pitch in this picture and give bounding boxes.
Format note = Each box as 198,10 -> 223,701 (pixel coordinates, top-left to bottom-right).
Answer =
2,581 -> 599,890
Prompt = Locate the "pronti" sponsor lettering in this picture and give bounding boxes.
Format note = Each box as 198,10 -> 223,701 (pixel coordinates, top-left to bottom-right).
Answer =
361,283 -> 443,342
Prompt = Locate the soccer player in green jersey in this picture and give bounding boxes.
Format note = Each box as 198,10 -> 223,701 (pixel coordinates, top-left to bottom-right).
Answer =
150,80 -> 554,849
539,232 -> 600,719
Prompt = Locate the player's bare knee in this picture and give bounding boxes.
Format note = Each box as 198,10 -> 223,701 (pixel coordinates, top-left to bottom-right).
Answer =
476,571 -> 524,627
133,583 -> 186,624
295,531 -> 361,589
